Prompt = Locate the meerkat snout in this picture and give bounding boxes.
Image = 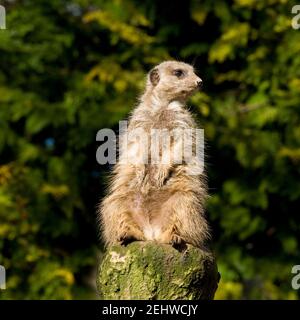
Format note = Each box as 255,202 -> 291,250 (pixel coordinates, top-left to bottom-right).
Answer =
196,78 -> 203,89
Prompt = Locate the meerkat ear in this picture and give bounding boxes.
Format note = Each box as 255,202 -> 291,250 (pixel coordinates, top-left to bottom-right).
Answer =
149,68 -> 160,86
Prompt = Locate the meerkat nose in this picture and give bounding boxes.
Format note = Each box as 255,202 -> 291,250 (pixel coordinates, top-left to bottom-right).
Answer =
196,78 -> 203,88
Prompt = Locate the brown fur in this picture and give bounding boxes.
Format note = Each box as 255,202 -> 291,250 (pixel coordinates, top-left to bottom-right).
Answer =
98,61 -> 210,248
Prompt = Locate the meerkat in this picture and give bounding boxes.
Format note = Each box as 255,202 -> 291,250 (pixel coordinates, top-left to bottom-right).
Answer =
98,61 -> 210,248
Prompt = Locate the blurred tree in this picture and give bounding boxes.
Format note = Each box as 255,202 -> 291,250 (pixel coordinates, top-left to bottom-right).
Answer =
0,0 -> 299,299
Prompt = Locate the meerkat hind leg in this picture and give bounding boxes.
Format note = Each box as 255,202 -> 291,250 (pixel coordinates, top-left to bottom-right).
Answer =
100,195 -> 145,246
158,191 -> 209,248
117,221 -> 145,246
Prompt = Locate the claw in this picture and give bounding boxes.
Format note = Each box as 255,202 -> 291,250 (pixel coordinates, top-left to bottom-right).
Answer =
117,234 -> 136,246
171,234 -> 187,252
171,235 -> 182,246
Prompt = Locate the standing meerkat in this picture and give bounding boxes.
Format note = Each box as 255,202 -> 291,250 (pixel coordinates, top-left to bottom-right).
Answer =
99,61 -> 210,248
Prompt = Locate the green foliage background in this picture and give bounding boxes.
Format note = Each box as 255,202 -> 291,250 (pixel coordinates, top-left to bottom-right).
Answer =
0,0 -> 299,299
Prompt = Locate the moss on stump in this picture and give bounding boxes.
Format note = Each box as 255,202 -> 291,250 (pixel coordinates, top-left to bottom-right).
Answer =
97,241 -> 219,300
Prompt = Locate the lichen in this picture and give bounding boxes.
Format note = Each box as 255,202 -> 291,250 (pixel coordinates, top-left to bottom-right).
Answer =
97,241 -> 219,300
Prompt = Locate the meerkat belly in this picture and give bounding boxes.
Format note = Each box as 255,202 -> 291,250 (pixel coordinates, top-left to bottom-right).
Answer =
130,190 -> 171,240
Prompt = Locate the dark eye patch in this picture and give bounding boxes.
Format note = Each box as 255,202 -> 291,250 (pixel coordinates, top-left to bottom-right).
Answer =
173,69 -> 185,78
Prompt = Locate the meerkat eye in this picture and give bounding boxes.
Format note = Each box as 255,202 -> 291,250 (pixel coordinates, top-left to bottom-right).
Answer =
173,69 -> 185,78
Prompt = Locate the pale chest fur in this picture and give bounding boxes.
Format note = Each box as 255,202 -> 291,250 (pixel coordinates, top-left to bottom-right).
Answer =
129,100 -> 195,131
119,101 -> 197,191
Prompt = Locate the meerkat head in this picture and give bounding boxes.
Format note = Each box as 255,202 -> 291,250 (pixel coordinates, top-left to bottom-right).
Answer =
146,61 -> 202,103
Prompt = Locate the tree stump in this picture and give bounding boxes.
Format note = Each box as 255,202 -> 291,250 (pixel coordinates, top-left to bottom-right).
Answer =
97,241 -> 219,300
